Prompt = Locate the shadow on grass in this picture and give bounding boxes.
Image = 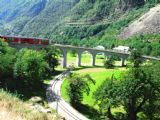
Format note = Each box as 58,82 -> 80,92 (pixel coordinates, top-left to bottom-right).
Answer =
52,70 -> 64,76
73,65 -> 125,71
74,103 -> 101,120
73,65 -> 104,71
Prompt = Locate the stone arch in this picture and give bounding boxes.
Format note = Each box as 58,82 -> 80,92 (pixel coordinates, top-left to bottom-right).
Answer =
94,51 -> 105,66
82,50 -> 98,66
66,49 -> 77,67
74,50 -> 95,66
76,50 -> 90,66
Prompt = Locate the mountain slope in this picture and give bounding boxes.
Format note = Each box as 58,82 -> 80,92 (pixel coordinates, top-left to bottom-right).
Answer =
20,0 -> 76,37
0,0 -> 76,36
0,0 -> 47,35
0,0 -> 160,46
119,4 -> 160,39
49,0 -> 154,45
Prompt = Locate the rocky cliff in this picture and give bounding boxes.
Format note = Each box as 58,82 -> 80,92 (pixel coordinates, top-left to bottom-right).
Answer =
119,4 -> 160,39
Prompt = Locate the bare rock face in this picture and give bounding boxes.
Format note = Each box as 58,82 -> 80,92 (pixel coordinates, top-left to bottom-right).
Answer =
119,4 -> 160,39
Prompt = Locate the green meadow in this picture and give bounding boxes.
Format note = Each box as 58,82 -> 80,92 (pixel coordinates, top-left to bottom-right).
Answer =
61,67 -> 126,110
60,52 -> 127,118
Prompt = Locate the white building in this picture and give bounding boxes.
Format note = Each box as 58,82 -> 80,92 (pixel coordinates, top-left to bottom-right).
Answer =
95,46 -> 105,55
113,46 -> 130,53
95,45 -> 105,50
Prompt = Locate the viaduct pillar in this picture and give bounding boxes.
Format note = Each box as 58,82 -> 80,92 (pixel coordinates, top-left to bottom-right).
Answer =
121,57 -> 126,67
91,52 -> 96,66
77,51 -> 82,67
62,49 -> 67,68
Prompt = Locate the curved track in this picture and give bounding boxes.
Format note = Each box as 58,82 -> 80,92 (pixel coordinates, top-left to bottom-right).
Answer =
46,71 -> 90,120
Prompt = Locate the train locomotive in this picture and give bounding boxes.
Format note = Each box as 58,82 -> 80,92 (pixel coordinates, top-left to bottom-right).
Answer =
0,35 -> 49,45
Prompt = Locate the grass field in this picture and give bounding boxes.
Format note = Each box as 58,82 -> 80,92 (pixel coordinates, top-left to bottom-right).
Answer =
60,53 -> 127,119
61,67 -> 126,110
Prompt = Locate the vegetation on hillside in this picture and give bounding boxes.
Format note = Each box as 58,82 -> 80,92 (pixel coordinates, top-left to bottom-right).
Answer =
0,39 -> 59,98
48,0 -> 160,57
0,89 -> 59,120
1,0 -> 160,57
0,0 -> 76,36
0,38 -> 61,118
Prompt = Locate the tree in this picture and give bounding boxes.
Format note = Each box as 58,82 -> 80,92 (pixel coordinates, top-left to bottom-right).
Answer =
94,63 -> 160,120
146,0 -> 160,4
129,49 -> 143,67
104,57 -> 115,69
120,0 -> 145,10
0,39 -> 16,88
44,46 -> 59,73
144,44 -> 152,55
67,73 -> 95,107
143,62 -> 160,120
14,48 -> 47,96
94,75 -> 120,120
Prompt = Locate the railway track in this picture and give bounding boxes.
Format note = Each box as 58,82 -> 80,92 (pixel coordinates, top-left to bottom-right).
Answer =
46,71 -> 88,120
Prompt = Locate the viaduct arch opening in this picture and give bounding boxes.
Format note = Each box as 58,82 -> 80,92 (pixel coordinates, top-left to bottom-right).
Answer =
55,45 -> 128,68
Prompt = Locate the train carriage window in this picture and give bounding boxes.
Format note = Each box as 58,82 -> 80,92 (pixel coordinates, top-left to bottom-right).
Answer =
41,39 -> 49,45
21,38 -> 31,44
8,37 -> 14,42
21,38 -> 26,43
24,38 -> 29,43
41,40 -> 45,44
32,39 -> 39,44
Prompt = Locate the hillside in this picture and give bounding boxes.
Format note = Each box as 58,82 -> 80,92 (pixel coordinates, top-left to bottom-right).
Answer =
0,0 -> 160,50
0,89 -> 59,120
119,4 -> 160,39
0,0 -> 76,36
50,0 -> 160,45
0,0 -> 47,34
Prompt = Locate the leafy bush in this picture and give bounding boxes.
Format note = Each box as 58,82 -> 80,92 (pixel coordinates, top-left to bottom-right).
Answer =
0,39 -> 16,89
66,73 -> 95,107
13,48 -> 48,96
104,58 -> 115,69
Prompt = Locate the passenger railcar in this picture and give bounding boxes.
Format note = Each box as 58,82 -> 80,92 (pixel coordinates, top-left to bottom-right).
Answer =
0,35 -> 49,45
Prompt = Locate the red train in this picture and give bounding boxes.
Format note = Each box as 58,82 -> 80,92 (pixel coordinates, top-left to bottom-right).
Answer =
0,35 -> 49,45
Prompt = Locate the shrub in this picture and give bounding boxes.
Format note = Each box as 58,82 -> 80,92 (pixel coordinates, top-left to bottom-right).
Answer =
104,58 -> 115,69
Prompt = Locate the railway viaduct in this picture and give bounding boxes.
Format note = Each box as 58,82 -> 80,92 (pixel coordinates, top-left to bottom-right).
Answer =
9,43 -> 160,68
53,44 -> 160,68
